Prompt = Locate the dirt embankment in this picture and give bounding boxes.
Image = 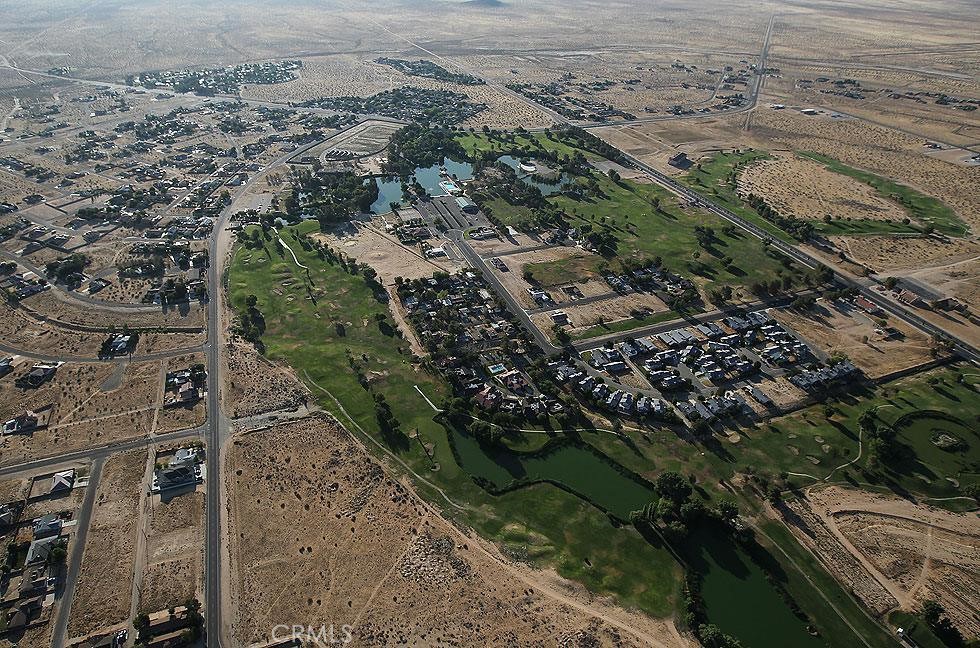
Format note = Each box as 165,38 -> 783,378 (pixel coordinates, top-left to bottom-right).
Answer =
778,485 -> 980,637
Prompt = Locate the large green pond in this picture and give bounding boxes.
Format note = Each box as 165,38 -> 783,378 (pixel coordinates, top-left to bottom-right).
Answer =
686,527 -> 827,648
449,430 -> 656,519
452,429 -> 829,647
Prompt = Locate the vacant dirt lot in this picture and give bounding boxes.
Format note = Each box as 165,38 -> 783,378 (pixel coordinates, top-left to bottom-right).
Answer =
541,291 -> 671,332
68,451 -> 146,638
805,486 -> 980,637
739,153 -> 909,223
221,341 -> 309,419
0,357 -> 169,465
490,246 -> 602,308
227,415 -> 684,648
313,218 -> 460,285
830,236 -> 979,275
140,490 -> 203,613
772,300 -> 933,378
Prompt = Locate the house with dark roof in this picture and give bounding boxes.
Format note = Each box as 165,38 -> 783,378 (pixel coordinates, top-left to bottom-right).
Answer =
32,513 -> 62,539
51,469 -> 75,494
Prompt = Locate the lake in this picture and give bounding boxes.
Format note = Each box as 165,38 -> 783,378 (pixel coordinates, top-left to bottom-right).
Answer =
497,155 -> 575,196
369,158 -> 474,213
449,429 -> 656,520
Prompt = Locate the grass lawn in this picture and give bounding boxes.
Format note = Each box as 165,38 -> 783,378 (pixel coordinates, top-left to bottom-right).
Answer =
482,196 -> 542,229
570,309 -> 679,341
524,253 -> 604,287
228,221 -> 682,619
460,136 -> 814,305
800,152 -> 967,237
887,611 -> 947,648
771,366 -> 979,499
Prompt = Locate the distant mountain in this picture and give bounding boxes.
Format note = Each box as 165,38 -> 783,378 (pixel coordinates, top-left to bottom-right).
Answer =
463,0 -> 507,7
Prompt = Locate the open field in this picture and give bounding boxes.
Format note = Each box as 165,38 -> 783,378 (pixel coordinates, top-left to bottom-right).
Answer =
534,291 -> 671,334
0,361 -> 161,465
800,152 -> 967,237
68,450 -> 146,638
226,415 -> 683,647
140,489 -> 203,613
312,215 -> 462,285
739,153 -> 911,224
749,109 -> 979,237
771,299 -> 935,379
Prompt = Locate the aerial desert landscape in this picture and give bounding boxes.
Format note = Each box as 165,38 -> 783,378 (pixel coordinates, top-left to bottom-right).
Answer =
0,1 -> 977,647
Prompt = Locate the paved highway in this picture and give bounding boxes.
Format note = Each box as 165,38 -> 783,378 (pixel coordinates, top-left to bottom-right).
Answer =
201,134 -> 331,647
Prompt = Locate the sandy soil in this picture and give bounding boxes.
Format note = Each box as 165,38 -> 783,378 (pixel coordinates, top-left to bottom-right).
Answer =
772,300 -> 934,379
804,486 -> 980,636
749,109 -> 979,236
739,153 -> 909,223
313,217 -> 461,285
543,291 -> 671,331
831,236 -> 980,307
226,414 -> 688,648
68,450 -> 146,638
0,301 -> 203,358
780,495 -> 900,616
757,376 -> 809,411
221,341 -> 309,420
140,490 -> 203,613
830,236 -> 979,275
57,360 -> 160,424
592,117 -> 750,175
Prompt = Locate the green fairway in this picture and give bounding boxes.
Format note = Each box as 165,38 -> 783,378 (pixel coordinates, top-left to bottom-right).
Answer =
887,611 -> 948,648
458,135 -> 816,306
800,152 -> 967,237
576,365 -> 978,506
546,171 -> 815,300
228,221 -> 682,618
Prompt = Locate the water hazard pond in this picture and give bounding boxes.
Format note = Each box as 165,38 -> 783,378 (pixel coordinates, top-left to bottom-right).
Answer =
686,527 -> 826,648
369,158 -> 473,213
449,429 -> 655,520
450,428 -> 829,647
